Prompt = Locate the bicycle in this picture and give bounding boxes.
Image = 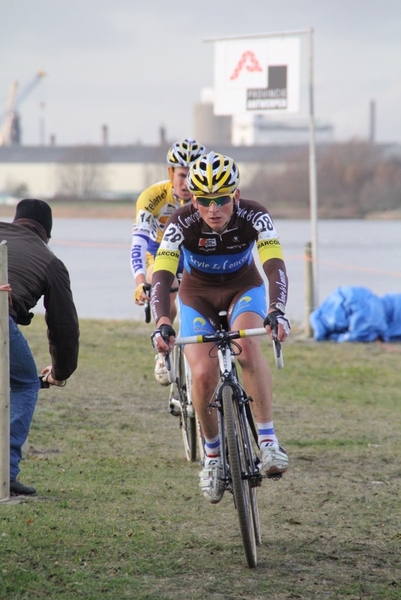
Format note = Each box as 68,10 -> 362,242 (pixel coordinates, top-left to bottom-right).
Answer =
174,311 -> 284,569
143,282 -> 200,463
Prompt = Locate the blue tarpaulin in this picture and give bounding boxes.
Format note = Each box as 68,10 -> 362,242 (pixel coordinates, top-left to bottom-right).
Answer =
310,286 -> 401,342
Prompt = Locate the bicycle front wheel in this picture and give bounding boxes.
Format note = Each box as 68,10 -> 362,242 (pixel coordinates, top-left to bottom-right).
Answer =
223,385 -> 257,568
176,346 -> 197,462
244,402 -> 262,547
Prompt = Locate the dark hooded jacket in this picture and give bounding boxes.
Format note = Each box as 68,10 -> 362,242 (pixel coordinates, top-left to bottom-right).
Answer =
0,219 -> 79,380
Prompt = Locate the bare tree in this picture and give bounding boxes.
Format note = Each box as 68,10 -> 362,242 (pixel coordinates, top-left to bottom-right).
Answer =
243,142 -> 401,218
56,146 -> 109,200
5,177 -> 29,198
241,148 -> 310,217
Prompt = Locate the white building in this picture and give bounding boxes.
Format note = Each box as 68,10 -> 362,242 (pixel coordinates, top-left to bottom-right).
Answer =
231,114 -> 334,146
0,144 -> 311,199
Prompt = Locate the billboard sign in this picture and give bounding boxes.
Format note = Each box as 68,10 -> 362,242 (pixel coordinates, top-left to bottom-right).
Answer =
214,36 -> 301,115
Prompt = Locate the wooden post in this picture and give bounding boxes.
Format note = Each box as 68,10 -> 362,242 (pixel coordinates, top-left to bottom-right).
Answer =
0,241 -> 10,501
304,241 -> 314,338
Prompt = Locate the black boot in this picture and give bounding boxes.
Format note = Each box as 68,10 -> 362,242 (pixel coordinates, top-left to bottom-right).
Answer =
10,480 -> 36,495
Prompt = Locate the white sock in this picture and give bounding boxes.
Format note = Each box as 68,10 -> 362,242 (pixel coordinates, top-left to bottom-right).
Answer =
257,421 -> 278,448
204,434 -> 221,458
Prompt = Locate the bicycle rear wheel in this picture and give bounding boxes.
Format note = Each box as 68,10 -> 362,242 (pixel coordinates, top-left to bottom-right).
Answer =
181,407 -> 197,463
223,385 -> 257,568
176,346 -> 197,462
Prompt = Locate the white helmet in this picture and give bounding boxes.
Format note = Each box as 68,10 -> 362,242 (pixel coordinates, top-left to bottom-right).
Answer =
166,138 -> 207,168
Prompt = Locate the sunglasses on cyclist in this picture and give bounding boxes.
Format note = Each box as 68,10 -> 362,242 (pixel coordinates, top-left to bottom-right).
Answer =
194,194 -> 234,208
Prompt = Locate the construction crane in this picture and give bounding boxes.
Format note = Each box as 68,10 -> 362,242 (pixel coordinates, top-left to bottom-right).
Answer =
0,70 -> 46,146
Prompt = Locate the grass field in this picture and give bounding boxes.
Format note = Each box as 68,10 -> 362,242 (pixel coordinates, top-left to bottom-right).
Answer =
1,317 -> 400,599
0,201 -> 136,220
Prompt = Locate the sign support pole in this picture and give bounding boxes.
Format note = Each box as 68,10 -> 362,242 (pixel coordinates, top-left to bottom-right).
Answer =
307,27 -> 319,314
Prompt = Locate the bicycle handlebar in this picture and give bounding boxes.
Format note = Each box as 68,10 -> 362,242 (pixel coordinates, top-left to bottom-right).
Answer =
143,284 -> 152,323
175,327 -> 265,345
175,326 -> 284,369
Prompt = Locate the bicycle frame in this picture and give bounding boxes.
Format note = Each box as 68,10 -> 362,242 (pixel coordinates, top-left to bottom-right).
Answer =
205,334 -> 262,489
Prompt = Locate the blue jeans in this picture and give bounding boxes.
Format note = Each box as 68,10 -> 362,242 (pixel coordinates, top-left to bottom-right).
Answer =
9,317 -> 40,481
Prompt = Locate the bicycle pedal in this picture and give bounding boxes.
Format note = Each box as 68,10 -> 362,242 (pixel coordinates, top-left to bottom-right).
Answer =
168,398 -> 181,417
267,472 -> 282,481
168,407 -> 181,417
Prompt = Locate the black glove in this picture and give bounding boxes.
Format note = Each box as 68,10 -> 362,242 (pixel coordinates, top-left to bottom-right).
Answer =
151,324 -> 176,348
264,311 -> 291,335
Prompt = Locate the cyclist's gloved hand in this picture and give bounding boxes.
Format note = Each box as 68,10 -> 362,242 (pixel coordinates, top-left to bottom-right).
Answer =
134,283 -> 149,305
264,311 -> 291,337
151,324 -> 176,349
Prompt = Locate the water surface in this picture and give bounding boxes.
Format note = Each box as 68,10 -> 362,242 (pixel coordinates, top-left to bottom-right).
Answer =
31,218 -> 401,326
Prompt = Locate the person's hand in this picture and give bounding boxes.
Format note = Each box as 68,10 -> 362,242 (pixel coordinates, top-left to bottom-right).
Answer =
134,283 -> 149,305
41,366 -> 66,387
264,311 -> 291,342
151,324 -> 176,352
0,283 -> 12,292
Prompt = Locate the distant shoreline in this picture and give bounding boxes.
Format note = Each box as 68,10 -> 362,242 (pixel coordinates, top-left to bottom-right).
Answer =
0,201 -> 400,220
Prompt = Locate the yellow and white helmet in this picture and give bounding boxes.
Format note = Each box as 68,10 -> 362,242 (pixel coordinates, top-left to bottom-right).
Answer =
166,138 -> 207,168
187,151 -> 240,196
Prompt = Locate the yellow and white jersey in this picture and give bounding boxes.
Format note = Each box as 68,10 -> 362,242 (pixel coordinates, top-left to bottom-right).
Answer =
131,179 -> 188,277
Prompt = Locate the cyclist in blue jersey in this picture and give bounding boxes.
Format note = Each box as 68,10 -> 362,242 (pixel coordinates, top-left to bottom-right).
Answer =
150,152 -> 291,504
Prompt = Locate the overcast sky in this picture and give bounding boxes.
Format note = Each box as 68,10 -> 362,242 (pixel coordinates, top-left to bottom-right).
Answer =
1,0 -> 400,147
